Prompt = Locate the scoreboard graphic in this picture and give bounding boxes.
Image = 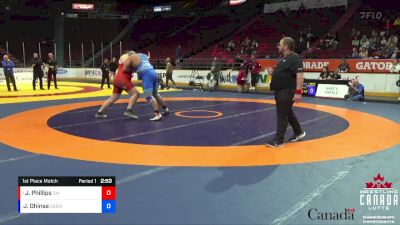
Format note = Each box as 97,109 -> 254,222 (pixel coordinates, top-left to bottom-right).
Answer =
18,176 -> 116,213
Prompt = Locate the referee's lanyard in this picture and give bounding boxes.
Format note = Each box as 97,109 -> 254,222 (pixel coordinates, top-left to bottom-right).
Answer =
275,52 -> 292,67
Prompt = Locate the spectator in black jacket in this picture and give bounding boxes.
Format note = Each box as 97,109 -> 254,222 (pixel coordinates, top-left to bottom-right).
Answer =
100,58 -> 110,89
31,53 -> 45,90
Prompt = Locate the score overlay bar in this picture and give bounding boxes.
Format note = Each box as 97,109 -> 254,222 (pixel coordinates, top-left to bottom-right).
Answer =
18,177 -> 116,213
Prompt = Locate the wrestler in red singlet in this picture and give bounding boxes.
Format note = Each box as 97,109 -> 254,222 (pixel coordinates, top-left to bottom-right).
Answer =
113,63 -> 134,94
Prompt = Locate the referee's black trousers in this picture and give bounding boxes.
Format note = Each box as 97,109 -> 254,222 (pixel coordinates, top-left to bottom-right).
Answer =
274,88 -> 302,142
101,72 -> 110,89
33,72 -> 43,90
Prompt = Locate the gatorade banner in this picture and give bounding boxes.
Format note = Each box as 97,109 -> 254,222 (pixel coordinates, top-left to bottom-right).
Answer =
257,59 -> 397,73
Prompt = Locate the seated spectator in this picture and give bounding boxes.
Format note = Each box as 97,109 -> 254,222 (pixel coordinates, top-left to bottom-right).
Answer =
324,33 -> 332,48
298,37 -> 307,52
237,64 -> 249,93
345,79 -> 365,101
391,47 -> 399,59
338,58 -> 350,73
381,37 -> 387,47
359,47 -> 369,59
369,36 -> 379,50
306,30 -> 314,48
319,66 -> 330,80
350,47 -> 360,58
206,66 -> 219,92
352,36 -> 360,47
328,37 -> 339,50
389,59 -> 400,73
251,40 -> 259,49
305,48 -> 316,59
227,40 -> 235,52
360,35 -> 368,46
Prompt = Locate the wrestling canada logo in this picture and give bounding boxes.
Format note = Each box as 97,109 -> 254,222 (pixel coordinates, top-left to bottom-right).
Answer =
360,173 -> 398,224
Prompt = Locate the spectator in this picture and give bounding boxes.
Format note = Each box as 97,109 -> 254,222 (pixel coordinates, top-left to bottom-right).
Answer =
345,79 -> 365,101
298,36 -> 307,52
361,37 -> 370,49
391,47 -> 399,59
389,59 -> 400,73
227,40 -> 235,52
338,58 -> 350,73
381,37 -> 387,47
305,48 -> 316,59
306,30 -> 314,48
175,45 -> 182,67
251,40 -> 259,50
360,35 -> 368,46
206,66 -> 219,92
350,47 -> 360,58
324,33 -> 332,48
319,66 -> 330,80
359,47 -> 369,59
1,55 -> 18,92
328,36 -> 339,50
352,35 -> 360,47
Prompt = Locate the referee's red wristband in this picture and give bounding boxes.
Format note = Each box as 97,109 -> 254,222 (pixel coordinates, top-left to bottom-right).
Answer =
296,89 -> 302,95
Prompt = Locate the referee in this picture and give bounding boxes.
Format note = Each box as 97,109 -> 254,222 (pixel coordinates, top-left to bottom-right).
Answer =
267,37 -> 306,148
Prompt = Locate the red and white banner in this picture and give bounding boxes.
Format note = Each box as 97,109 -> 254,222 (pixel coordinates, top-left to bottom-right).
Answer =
257,59 -> 397,73
72,3 -> 95,11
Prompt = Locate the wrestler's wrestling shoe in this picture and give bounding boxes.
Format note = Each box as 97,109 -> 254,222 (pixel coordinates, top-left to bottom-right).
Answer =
95,112 -> 107,118
150,113 -> 162,121
123,109 -> 139,119
162,108 -> 170,116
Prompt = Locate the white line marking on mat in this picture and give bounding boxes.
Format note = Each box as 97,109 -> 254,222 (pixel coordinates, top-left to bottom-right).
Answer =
270,154 -> 370,225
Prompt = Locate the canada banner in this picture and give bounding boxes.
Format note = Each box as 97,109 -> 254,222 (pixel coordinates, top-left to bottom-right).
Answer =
257,59 -> 397,73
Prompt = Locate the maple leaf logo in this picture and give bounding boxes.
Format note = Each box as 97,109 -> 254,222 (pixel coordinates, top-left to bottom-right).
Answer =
365,173 -> 392,189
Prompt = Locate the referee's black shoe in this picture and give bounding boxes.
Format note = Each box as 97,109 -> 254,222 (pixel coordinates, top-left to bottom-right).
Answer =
288,131 -> 306,142
266,139 -> 284,148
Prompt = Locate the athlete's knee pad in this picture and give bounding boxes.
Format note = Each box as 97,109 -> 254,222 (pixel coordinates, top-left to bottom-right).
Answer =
145,95 -> 155,103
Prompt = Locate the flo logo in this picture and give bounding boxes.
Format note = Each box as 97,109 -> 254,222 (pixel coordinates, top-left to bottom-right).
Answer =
360,173 -> 398,211
307,208 -> 355,221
